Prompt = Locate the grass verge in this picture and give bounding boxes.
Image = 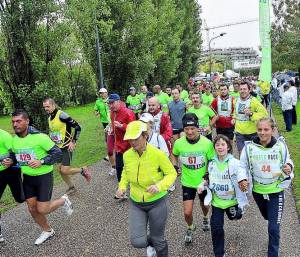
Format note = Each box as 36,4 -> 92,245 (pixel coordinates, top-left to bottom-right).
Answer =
0,103 -> 105,212
272,102 -> 300,215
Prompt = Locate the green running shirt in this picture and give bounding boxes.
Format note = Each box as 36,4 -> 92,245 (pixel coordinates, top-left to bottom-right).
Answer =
173,136 -> 215,188
188,106 -> 215,134
12,133 -> 55,176
94,98 -> 110,123
126,95 -> 141,113
202,93 -> 214,106
0,129 -> 12,172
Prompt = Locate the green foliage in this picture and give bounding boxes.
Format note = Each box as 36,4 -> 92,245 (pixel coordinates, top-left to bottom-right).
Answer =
199,62 -> 224,73
0,1 -> 97,128
272,0 -> 300,71
272,103 -> 300,214
67,0 -> 202,93
0,0 -> 202,123
174,0 -> 202,84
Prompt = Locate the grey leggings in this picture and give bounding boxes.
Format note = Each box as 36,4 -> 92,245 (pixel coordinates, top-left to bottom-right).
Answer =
129,196 -> 169,257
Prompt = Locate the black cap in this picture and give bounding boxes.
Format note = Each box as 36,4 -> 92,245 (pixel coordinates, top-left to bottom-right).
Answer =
182,113 -> 199,128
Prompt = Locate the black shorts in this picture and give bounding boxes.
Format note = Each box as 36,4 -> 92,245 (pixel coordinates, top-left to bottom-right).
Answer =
205,133 -> 212,141
61,147 -> 72,166
182,185 -> 207,202
173,129 -> 183,135
102,122 -> 109,129
216,127 -> 235,140
0,167 -> 25,203
23,172 -> 53,202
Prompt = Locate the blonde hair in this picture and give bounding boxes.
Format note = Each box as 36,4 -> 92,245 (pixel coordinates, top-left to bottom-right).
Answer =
257,117 -> 275,129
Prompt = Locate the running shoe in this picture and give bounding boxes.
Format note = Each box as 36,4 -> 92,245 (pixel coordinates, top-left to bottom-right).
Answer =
81,167 -> 91,182
109,168 -> 116,176
114,193 -> 128,201
103,155 -> 109,162
65,186 -> 77,195
168,184 -> 176,193
34,229 -> 55,245
202,217 -> 210,231
0,234 -> 4,243
184,224 -> 196,245
146,245 -> 157,257
61,194 -> 74,216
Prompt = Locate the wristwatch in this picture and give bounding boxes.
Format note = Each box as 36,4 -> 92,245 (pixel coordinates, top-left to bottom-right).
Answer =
40,159 -> 45,165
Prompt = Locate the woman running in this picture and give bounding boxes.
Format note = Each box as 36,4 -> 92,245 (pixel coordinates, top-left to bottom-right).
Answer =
238,117 -> 294,257
116,121 -> 177,257
198,135 -> 248,257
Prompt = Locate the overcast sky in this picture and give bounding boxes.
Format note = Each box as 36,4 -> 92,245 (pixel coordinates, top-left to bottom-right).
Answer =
198,0 -> 261,50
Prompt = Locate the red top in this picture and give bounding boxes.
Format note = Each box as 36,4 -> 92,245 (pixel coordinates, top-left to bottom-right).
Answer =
211,96 -> 235,129
111,103 -> 136,153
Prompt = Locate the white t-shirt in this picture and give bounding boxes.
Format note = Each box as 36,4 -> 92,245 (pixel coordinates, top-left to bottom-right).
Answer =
147,132 -> 169,157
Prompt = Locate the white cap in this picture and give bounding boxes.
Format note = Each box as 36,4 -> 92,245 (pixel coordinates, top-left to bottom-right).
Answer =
139,113 -> 154,123
99,88 -> 107,93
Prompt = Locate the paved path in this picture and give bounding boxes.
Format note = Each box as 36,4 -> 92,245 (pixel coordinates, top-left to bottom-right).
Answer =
1,158 -> 300,257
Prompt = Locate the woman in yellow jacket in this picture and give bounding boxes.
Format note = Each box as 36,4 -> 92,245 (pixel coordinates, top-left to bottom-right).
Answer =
116,121 -> 177,257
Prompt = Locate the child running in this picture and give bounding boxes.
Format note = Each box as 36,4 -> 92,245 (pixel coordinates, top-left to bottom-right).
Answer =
198,135 -> 248,257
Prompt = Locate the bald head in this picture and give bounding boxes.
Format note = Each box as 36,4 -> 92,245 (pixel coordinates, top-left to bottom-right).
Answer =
148,97 -> 160,113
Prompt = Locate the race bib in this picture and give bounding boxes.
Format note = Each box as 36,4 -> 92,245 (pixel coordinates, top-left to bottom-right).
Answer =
252,161 -> 282,181
180,155 -> 205,170
50,132 -> 63,144
15,149 -> 37,166
221,101 -> 228,111
236,103 -> 249,121
249,146 -> 283,185
209,167 -> 235,200
211,181 -> 235,200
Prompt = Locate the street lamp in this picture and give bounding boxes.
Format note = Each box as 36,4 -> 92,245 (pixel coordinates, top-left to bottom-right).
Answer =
209,32 -> 227,79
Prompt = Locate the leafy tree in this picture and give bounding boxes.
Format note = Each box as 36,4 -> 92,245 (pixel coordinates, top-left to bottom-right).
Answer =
0,1 -> 96,128
272,0 -> 300,72
174,0 -> 202,85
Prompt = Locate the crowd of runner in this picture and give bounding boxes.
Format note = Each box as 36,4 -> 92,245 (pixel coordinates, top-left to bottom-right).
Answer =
0,77 -> 296,257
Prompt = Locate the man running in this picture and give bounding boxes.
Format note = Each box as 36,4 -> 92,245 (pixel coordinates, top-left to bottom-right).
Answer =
188,92 -> 217,141
11,110 -> 73,245
153,85 -> 169,113
0,129 -> 25,242
126,87 -> 141,119
211,84 -> 235,142
176,84 -> 189,101
171,113 -> 215,244
139,85 -> 148,105
109,93 -> 135,192
148,97 -> 173,150
43,98 -> 91,194
165,87 -> 173,103
202,84 -> 214,106
229,81 -> 240,98
168,88 -> 186,144
94,88 -> 115,176
234,81 -> 268,154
